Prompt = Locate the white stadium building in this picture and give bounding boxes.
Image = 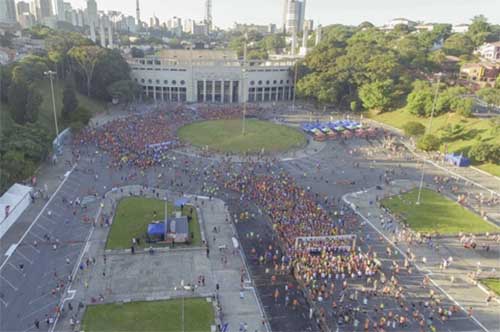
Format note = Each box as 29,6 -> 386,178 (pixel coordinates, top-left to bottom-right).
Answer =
128,49 -> 297,103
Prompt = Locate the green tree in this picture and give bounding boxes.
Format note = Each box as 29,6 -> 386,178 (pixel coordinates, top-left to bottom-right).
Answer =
61,82 -> 78,124
25,87 -> 42,123
69,106 -> 92,127
417,134 -> 441,151
350,101 -> 359,112
467,15 -> 493,47
403,121 -> 426,137
0,64 -> 13,103
358,80 -> 395,111
406,81 -> 434,117
443,33 -> 474,56
11,55 -> 49,83
107,80 -> 142,103
88,49 -> 130,100
477,87 -> 500,108
69,46 -> 104,96
468,142 -> 493,163
7,80 -> 30,124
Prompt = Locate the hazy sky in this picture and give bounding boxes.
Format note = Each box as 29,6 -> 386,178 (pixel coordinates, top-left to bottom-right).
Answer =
66,0 -> 500,28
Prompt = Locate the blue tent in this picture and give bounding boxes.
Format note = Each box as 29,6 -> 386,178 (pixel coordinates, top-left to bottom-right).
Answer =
175,197 -> 189,207
147,223 -> 165,236
445,153 -> 470,167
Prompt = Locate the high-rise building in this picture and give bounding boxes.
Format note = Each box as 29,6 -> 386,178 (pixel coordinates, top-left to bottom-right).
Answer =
204,0 -> 212,31
283,0 -> 306,34
136,0 -> 141,26
86,0 -> 97,25
16,1 -> 30,19
32,0 -> 53,20
0,0 -> 16,24
54,0 -> 65,21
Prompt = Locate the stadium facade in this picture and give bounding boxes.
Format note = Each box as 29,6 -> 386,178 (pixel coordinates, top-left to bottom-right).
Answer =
129,49 -> 296,103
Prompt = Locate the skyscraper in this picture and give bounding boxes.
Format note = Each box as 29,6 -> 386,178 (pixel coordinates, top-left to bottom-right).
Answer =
16,1 -> 30,17
136,0 -> 141,26
55,0 -> 65,21
0,0 -> 16,24
283,0 -> 306,34
86,0 -> 97,24
30,0 -> 52,21
204,0 -> 212,31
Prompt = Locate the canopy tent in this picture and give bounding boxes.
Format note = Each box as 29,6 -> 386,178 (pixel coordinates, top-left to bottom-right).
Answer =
147,222 -> 165,236
175,197 -> 189,207
0,183 -> 32,239
444,153 -> 470,167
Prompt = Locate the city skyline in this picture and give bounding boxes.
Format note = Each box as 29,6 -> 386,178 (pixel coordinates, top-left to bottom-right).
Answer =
61,0 -> 500,28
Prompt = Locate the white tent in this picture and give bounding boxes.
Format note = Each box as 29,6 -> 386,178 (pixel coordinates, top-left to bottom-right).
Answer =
0,183 -> 32,239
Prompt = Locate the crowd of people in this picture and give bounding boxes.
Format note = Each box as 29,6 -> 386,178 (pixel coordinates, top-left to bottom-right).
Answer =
220,161 -> 467,331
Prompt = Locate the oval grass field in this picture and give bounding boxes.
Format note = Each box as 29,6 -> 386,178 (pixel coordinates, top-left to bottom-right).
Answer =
178,119 -> 307,154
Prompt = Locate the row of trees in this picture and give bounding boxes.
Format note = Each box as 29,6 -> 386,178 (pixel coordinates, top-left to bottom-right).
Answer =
296,16 -> 500,113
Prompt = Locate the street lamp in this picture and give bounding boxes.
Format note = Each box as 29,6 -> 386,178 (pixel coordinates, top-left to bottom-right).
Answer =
241,34 -> 248,136
44,71 -> 59,137
174,280 -> 186,332
416,72 -> 442,205
292,60 -> 298,113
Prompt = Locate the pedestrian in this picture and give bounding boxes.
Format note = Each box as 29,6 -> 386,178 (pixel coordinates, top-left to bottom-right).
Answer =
131,246 -> 135,254
34,319 -> 40,329
206,247 -> 210,257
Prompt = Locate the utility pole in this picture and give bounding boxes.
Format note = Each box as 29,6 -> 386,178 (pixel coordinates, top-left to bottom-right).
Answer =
292,60 -> 298,112
44,71 -> 59,138
416,72 -> 442,205
242,34 -> 248,136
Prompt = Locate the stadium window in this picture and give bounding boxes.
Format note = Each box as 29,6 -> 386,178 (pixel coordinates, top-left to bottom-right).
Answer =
266,80 -> 270,85
148,79 -> 152,83
172,80 -> 177,85
273,80 -> 277,84
250,80 -> 255,86
164,80 -> 168,84
180,80 -> 185,85
258,80 -> 262,85
156,79 -> 160,84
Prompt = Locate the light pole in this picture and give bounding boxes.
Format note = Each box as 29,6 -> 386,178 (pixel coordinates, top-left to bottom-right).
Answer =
416,72 -> 442,205
292,60 -> 298,113
241,34 -> 248,136
44,71 -> 59,137
174,280 -> 186,332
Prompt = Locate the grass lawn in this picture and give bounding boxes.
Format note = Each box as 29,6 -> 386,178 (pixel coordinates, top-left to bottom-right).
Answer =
482,278 -> 500,296
381,188 -> 499,235
367,108 -> 499,176
35,80 -> 106,133
178,119 -> 307,154
477,163 -> 500,177
106,197 -> 202,249
82,298 -> 214,332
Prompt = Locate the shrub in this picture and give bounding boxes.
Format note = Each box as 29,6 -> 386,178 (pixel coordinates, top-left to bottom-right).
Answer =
403,121 -> 426,137
417,134 -> 441,151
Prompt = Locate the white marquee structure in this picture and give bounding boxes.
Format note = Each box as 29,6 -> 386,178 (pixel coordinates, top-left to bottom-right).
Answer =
129,49 -> 297,104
